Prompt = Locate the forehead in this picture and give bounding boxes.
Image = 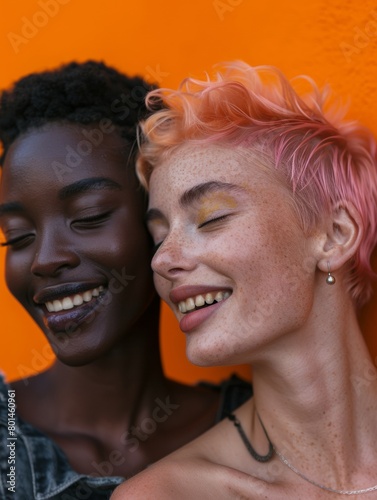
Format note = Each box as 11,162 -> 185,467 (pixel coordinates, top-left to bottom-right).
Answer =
1,123 -> 136,197
148,143 -> 277,204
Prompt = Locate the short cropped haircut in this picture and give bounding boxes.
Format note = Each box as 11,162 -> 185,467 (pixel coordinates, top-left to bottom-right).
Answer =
137,61 -> 377,306
0,60 -> 155,165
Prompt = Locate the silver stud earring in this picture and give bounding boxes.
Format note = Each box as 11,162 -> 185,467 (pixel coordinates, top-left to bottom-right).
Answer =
326,262 -> 336,285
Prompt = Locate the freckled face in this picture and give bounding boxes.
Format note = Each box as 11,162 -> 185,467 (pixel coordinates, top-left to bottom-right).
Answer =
147,144 -> 319,366
0,124 -> 155,366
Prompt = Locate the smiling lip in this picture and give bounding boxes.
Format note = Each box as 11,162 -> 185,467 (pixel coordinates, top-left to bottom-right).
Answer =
179,300 -> 227,333
34,282 -> 107,334
43,290 -> 107,334
169,285 -> 232,333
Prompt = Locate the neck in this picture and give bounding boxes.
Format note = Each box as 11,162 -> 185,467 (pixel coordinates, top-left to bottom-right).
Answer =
249,292 -> 377,485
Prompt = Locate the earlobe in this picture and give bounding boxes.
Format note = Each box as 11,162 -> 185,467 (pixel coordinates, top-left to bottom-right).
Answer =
317,201 -> 363,274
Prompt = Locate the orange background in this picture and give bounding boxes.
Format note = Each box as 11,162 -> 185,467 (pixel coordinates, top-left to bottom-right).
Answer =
0,0 -> 376,383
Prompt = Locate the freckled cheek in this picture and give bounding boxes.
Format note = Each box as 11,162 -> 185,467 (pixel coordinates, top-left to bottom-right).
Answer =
224,236 -> 266,271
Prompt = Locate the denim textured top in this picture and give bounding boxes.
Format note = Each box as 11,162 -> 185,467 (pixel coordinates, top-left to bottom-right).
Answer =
0,375 -> 122,500
0,374 -> 252,500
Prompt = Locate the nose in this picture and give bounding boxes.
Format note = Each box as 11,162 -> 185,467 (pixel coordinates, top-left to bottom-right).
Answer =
31,227 -> 80,277
151,228 -> 196,280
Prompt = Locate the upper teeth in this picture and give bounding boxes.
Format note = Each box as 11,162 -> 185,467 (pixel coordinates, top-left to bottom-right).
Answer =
45,286 -> 104,313
178,291 -> 230,313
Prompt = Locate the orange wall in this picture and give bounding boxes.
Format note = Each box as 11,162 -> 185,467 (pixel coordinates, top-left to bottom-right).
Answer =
0,0 -> 376,383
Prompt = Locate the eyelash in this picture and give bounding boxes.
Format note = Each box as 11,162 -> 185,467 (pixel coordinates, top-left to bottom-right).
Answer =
198,214 -> 229,229
152,215 -> 230,255
72,211 -> 112,227
1,234 -> 34,248
1,212 -> 112,247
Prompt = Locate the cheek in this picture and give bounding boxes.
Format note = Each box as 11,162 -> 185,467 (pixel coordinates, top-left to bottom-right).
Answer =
241,258 -> 315,333
153,273 -> 170,302
87,220 -> 152,267
4,251 -> 32,300
225,219 -> 314,307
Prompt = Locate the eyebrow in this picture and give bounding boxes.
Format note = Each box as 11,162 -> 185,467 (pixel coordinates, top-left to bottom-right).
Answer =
58,177 -> 122,200
0,178 -> 122,216
146,181 -> 246,223
179,181 -> 246,208
0,201 -> 25,217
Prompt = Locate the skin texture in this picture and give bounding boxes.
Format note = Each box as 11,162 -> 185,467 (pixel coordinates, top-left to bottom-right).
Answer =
1,125 -> 156,365
112,143 -> 377,498
147,145 -> 319,367
0,125 -> 220,477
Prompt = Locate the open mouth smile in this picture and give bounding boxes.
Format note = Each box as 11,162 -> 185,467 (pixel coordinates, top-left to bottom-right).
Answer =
45,286 -> 105,312
34,283 -> 108,334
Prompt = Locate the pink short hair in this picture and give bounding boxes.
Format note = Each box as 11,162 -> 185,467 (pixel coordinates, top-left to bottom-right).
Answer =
137,62 -> 377,306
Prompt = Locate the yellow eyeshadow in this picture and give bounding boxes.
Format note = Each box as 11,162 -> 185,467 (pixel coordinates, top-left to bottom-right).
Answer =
196,193 -> 238,225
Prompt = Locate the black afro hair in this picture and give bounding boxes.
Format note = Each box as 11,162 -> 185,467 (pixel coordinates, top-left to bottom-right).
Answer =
0,60 -> 156,164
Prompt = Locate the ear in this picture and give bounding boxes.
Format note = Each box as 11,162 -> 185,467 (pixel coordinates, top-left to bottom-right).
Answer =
317,201 -> 363,274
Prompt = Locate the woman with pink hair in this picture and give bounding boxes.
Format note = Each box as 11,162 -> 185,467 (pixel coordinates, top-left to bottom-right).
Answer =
113,62 -> 377,498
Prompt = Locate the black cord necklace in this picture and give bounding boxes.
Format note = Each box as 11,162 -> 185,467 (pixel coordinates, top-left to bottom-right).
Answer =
227,412 -> 377,495
226,413 -> 274,463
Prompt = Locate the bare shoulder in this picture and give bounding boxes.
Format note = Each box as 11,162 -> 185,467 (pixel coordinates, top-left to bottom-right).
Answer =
112,391 -> 242,499
112,454 -> 239,499
111,399 -> 246,498
110,399 -> 312,499
110,437 -> 218,499
110,455 -> 198,499
110,452 -> 288,500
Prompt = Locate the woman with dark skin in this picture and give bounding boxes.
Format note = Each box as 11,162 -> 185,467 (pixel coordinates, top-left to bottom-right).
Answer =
0,62 -> 251,499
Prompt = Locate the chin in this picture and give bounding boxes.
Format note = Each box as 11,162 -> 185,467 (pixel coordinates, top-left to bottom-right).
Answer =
47,333 -> 110,367
186,338 -> 242,367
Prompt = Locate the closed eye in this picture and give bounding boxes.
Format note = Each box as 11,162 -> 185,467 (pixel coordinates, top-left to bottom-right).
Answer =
198,215 -> 229,229
72,211 -> 112,228
1,233 -> 35,249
